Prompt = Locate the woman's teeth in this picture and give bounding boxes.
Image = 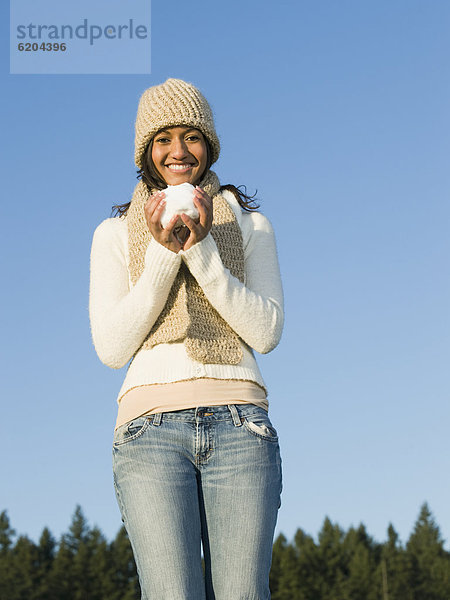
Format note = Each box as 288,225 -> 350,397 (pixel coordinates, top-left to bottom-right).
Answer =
167,164 -> 193,171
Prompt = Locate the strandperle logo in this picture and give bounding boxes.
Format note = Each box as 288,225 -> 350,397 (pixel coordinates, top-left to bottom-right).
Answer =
15,18 -> 148,46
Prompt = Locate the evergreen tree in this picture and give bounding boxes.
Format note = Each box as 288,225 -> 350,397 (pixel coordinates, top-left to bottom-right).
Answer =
0,511 -> 16,599
8,535 -> 39,600
47,533 -> 76,599
48,505 -> 120,600
379,523 -> 410,600
47,505 -> 91,599
270,532 -> 287,597
271,533 -> 304,600
109,525 -> 139,600
0,511 -> 15,553
316,517 -> 347,599
405,503 -> 450,600
83,526 -> 118,600
342,524 -> 379,600
293,527 -> 322,599
34,528 -> 56,600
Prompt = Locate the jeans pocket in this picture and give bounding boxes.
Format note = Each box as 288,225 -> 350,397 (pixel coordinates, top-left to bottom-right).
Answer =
113,416 -> 150,446
242,416 -> 279,442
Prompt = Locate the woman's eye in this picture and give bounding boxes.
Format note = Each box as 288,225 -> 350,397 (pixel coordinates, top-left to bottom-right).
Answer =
155,137 -> 170,143
186,135 -> 200,142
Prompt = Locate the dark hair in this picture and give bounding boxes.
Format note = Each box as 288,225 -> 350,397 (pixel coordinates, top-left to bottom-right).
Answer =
111,133 -> 260,217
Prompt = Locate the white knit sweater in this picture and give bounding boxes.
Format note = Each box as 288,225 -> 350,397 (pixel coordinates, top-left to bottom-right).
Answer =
89,189 -> 284,404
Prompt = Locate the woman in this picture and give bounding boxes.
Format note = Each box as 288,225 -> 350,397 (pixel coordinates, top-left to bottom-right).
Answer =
89,78 -> 284,599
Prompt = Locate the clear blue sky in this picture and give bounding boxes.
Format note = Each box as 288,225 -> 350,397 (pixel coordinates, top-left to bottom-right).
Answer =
2,0 -> 449,548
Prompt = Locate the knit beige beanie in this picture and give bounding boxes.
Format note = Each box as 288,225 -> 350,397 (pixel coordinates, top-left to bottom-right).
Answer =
134,78 -> 221,169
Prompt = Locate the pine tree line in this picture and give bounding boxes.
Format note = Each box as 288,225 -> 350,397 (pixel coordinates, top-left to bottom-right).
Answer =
270,504 -> 450,600
0,503 -> 449,599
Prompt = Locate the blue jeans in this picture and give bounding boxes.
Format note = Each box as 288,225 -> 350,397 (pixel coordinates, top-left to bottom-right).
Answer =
112,404 -> 282,599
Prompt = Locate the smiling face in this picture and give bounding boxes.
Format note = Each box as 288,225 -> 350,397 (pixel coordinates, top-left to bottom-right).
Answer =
149,126 -> 208,186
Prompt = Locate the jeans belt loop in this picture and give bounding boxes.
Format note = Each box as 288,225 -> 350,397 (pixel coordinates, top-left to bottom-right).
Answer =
152,412 -> 162,426
228,404 -> 242,427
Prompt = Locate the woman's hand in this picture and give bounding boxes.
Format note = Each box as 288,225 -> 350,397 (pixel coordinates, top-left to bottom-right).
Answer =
180,187 -> 213,251
144,191 -> 183,253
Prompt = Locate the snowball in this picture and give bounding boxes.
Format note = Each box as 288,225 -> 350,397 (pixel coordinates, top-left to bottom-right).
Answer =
160,183 -> 199,229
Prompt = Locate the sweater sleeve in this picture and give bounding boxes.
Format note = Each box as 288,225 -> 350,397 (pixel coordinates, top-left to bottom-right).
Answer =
89,218 -> 182,368
181,210 -> 284,354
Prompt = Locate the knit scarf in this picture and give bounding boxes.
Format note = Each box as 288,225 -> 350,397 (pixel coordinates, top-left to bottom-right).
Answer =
127,170 -> 245,364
